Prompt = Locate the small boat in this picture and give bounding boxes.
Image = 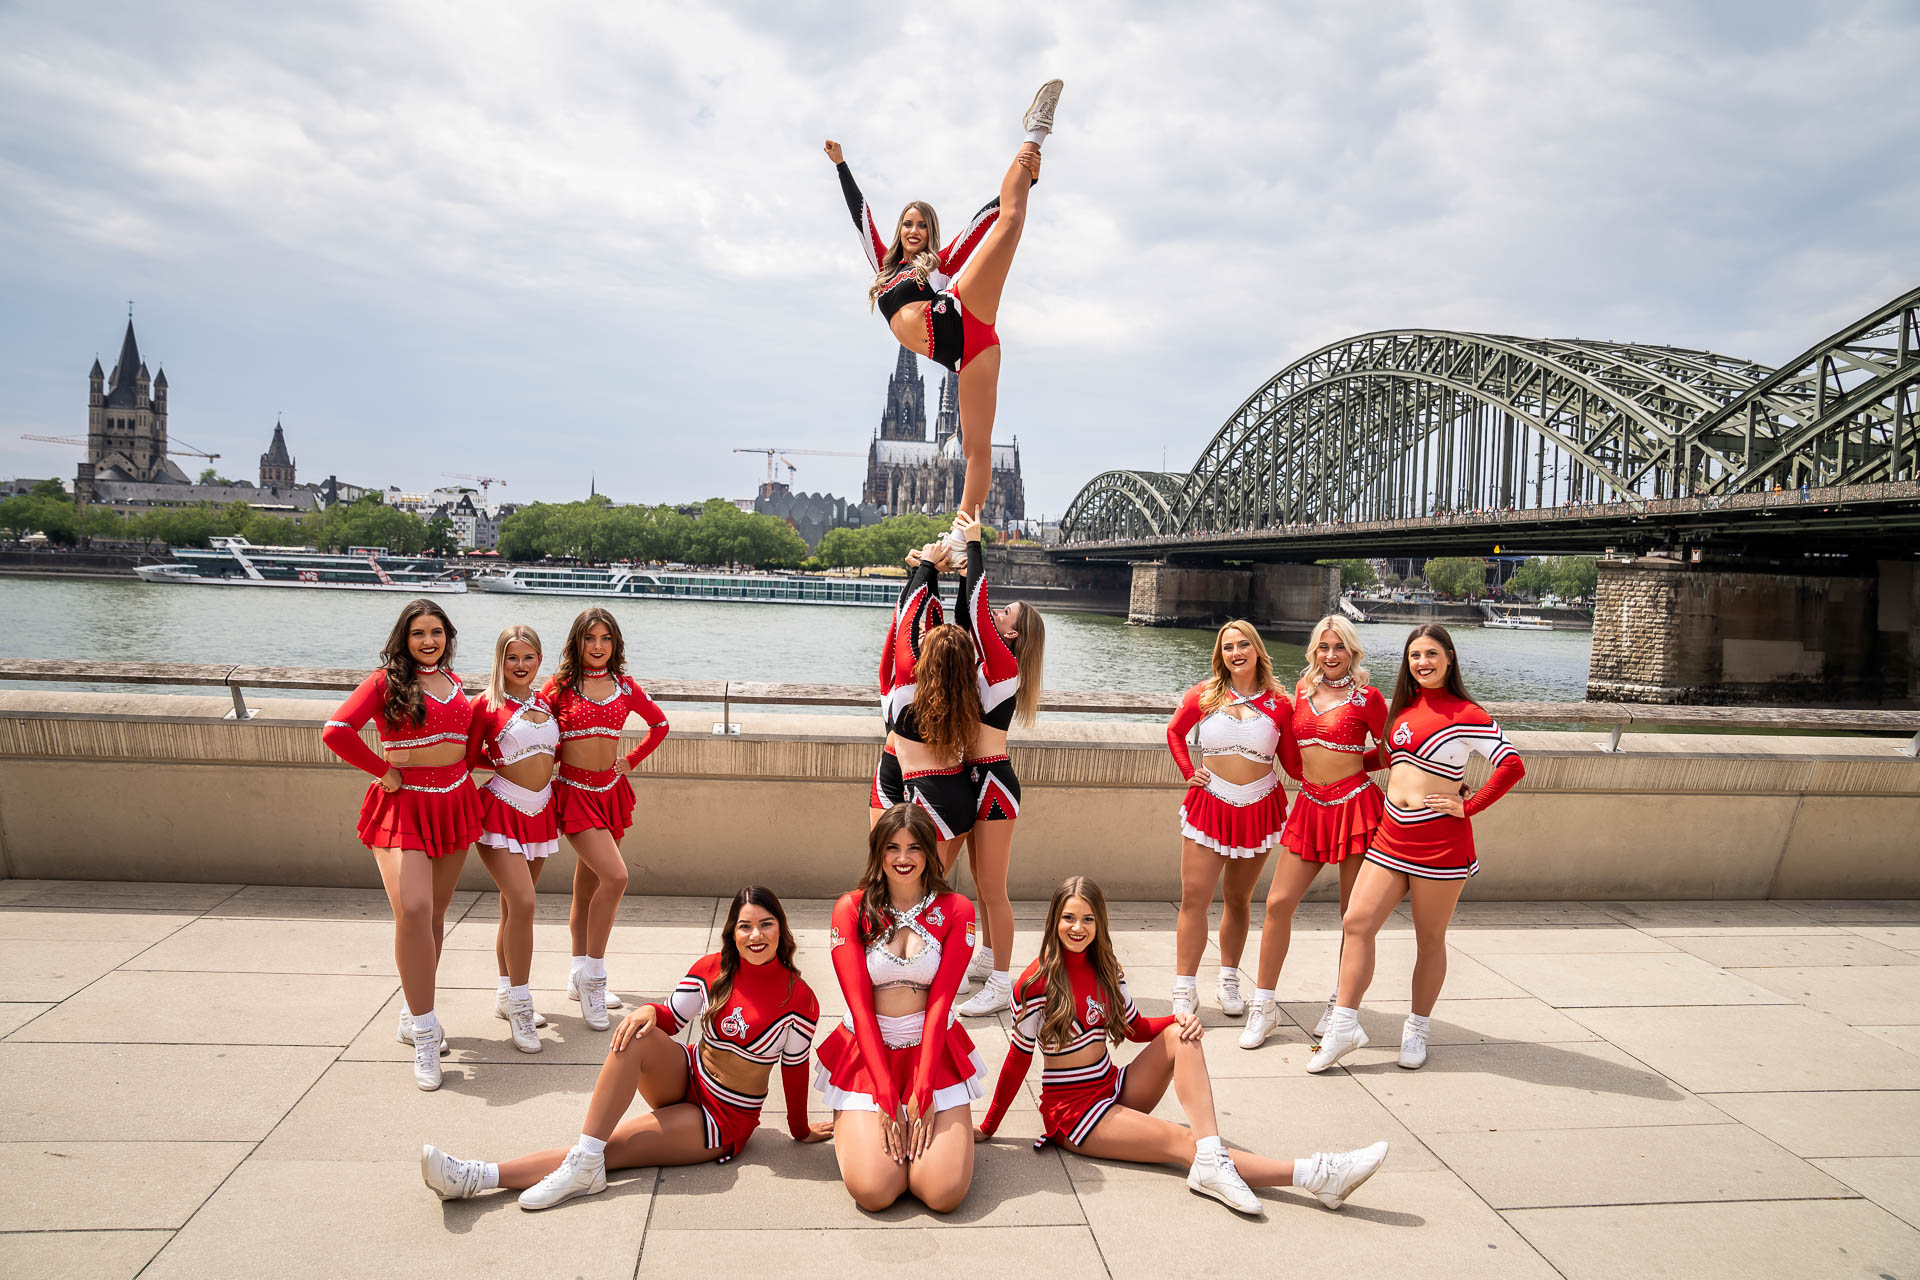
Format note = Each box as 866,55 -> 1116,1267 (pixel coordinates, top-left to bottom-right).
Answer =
471,564 -> 899,607
1483,606 -> 1553,631
134,537 -> 466,592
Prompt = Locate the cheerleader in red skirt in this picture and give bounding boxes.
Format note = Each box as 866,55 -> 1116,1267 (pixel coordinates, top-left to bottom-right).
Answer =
322,598 -> 484,1091
1243,614 -> 1388,1050
976,876 -> 1389,1214
420,885 -> 832,1209
817,803 -> 987,1213
538,608 -> 669,1033
468,624 -> 560,1054
1165,620 -> 1299,1020
1310,624 -> 1525,1075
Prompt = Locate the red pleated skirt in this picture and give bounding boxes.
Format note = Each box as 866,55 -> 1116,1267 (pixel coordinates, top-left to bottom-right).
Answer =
1280,773 -> 1384,864
476,778 -> 560,860
813,1017 -> 988,1114
1178,775 -> 1287,860
1365,802 -> 1479,880
553,763 -> 636,840
356,763 -> 482,859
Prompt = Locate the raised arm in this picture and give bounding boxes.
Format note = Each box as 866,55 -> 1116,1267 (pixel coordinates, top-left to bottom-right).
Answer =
830,144 -> 886,273
957,534 -> 1019,702
322,672 -> 393,780
1166,684 -> 1206,780
880,557 -> 944,709
828,894 -> 899,1114
619,679 -> 670,770
908,896 -> 977,1116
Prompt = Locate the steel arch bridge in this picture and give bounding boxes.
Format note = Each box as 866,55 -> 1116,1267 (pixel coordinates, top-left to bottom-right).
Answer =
1061,286 -> 1920,543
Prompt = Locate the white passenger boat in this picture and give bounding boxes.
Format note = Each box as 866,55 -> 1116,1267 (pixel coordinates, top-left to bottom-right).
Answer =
1483,606 -> 1554,631
134,537 -> 467,592
471,564 -> 899,607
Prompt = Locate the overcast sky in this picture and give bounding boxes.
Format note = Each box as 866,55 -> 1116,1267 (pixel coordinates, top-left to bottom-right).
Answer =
2,0 -> 1915,517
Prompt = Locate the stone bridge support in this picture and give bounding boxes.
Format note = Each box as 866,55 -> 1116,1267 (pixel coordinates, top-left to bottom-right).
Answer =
1589,557 -> 1918,704
1127,561 -> 1339,633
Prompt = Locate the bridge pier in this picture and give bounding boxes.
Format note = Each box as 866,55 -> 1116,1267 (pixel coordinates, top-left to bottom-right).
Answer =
1127,561 -> 1338,633
1589,557 -> 1918,705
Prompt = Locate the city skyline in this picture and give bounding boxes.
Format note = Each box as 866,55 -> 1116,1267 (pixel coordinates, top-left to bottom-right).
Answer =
2,1 -> 1916,515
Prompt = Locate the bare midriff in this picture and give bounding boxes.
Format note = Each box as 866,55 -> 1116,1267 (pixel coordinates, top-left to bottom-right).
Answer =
1043,1039 -> 1109,1072
888,303 -> 932,356
967,724 -> 1009,761
385,742 -> 467,769
698,1041 -> 774,1097
890,732 -> 956,780
1386,761 -> 1465,811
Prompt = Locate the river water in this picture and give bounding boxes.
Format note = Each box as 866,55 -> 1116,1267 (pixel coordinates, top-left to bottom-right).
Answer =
0,577 -> 1592,706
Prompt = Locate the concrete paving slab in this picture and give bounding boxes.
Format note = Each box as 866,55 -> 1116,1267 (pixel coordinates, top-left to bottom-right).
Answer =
1860,1025 -> 1920,1056
1444,926 -> 1678,955
0,937 -> 157,1002
1776,899 -> 1920,924
0,908 -> 198,942
1811,1156 -> 1920,1229
1350,1040 -> 1725,1134
460,893 -> 720,924
1205,1075 -> 1443,1172
0,1002 -> 51,1036
1196,1015 -> 1320,1078
122,917 -> 396,975
0,1043 -> 338,1141
1733,965 -> 1920,1025
208,885 -> 476,921
1283,998 -> 1601,1047
0,1230 -> 171,1280
1848,924 -> 1920,951
431,945 -> 686,993
636,1226 -> 1110,1278
1424,1123 -> 1850,1208
139,1157 -> 652,1280
1474,951 -> 1788,1007
0,880 -> 238,912
16,969 -> 394,1045
1445,901 -> 1621,927
1666,932 -> 1920,968
345,990 -> 634,1065
0,1140 -> 251,1229
1570,1004 -> 1920,1092
1587,900 -> 1841,934
442,918 -> 714,954
1704,1091 -> 1920,1157
1232,937 -> 1528,1002
1504,1197 -> 1920,1280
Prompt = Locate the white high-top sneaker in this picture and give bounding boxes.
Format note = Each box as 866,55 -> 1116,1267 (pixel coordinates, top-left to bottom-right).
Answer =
1216,969 -> 1246,1017
580,975 -> 611,1031
507,995 -> 543,1054
1238,999 -> 1282,1049
1171,985 -> 1198,1018
1306,1015 -> 1368,1073
965,948 -> 994,988
397,1008 -> 449,1056
421,1144 -> 487,1200
1022,79 -> 1065,138
519,1146 -> 607,1211
412,1023 -> 445,1091
957,975 -> 1011,1017
567,971 -> 621,1009
1399,1017 -> 1430,1070
1295,1141 -> 1390,1209
1313,992 -> 1338,1038
1187,1145 -> 1262,1214
494,987 -> 548,1027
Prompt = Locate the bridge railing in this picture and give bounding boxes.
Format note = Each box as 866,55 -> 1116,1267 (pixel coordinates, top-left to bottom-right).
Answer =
2,658 -> 1914,756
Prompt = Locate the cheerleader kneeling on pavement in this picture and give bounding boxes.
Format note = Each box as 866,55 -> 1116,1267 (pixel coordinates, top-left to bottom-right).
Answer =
976,876 -> 1389,1214
421,885 -> 829,1208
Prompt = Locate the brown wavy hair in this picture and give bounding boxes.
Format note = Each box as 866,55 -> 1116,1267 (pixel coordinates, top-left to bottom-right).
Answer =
553,607 -> 626,695
1386,623 -> 1474,732
867,200 -> 942,309
855,804 -> 952,946
910,624 -> 982,761
379,598 -> 457,728
703,885 -> 799,1038
1032,876 -> 1131,1050
1199,618 -> 1277,715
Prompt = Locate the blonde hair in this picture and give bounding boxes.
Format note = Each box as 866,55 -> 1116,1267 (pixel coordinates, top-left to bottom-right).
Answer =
1300,615 -> 1368,689
485,625 -> 543,712
867,201 -> 942,309
1009,603 -> 1046,727
1201,619 -> 1277,714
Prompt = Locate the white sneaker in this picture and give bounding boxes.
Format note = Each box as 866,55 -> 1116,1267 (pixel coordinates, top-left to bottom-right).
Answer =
507,995 -> 543,1054
1216,970 -> 1246,1017
519,1146 -> 607,1211
580,976 -> 610,1031
957,978 -> 1011,1018
1171,986 -> 1198,1018
396,1008 -> 449,1056
421,1144 -> 487,1200
1238,999 -> 1281,1049
965,948 -> 994,987
494,987 -> 548,1027
1022,78 -> 1065,137
1187,1146 -> 1262,1214
1313,993 -> 1338,1038
412,1024 -> 445,1091
942,528 -> 969,569
1306,1018 -> 1369,1073
1295,1141 -> 1389,1209
567,971 -> 621,1009
1399,1017 -> 1429,1070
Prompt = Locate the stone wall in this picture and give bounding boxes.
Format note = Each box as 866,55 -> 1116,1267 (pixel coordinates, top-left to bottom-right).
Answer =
1127,561 -> 1339,632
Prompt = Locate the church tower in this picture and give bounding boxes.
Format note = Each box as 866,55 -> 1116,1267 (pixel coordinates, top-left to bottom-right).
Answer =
260,420 -> 295,490
877,347 -> 928,442
86,317 -> 176,484
932,369 -> 960,449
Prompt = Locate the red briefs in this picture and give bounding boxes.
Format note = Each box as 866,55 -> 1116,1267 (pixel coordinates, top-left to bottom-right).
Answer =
1280,773 -> 1383,864
354,761 -> 482,859
553,762 -> 636,840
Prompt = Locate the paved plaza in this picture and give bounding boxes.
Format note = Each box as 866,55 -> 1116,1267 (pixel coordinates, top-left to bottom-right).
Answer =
2,880 -> 1918,1279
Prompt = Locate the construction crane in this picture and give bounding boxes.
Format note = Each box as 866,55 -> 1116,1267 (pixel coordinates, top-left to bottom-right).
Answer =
21,432 -> 221,461
445,473 -> 506,500
733,447 -> 863,486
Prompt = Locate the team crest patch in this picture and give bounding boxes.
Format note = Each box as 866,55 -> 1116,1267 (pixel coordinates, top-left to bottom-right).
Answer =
964,921 -> 977,949
719,1007 -> 749,1038
1084,995 -> 1107,1026
829,925 -> 845,949
1393,722 -> 1413,747
926,905 -> 945,928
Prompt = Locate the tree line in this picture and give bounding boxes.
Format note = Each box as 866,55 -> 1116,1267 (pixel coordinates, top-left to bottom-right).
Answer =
0,483 -> 458,555
1318,553 -> 1597,601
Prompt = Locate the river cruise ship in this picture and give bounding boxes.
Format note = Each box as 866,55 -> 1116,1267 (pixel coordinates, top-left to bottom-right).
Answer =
134,537 -> 467,593
1483,605 -> 1554,631
472,564 -> 900,607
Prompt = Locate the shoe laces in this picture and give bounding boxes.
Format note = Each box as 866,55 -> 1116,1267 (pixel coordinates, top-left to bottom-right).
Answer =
1403,1021 -> 1429,1051
414,1032 -> 440,1072
1219,971 -> 1241,994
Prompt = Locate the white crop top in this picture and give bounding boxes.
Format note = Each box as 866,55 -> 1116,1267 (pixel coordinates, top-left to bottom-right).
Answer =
867,893 -> 944,993
1198,693 -> 1280,764
493,697 -> 559,766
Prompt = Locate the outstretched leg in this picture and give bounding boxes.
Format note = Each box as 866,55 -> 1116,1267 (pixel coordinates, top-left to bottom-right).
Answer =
951,146 -> 1040,519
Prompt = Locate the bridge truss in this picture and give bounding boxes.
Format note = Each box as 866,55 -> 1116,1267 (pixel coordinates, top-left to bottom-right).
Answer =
1061,287 -> 1920,542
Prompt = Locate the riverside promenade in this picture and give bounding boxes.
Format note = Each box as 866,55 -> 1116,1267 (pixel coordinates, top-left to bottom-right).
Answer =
3,882 -> 1919,1279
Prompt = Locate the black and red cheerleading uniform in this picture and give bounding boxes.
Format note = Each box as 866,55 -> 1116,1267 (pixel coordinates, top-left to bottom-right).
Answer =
539,673 -> 669,842
1367,689 -> 1525,880
468,693 -> 561,861
1166,683 -> 1299,859
956,537 -> 1022,823
871,559 -> 977,839
837,160 -> 1002,374
323,669 -> 484,858
648,952 -> 821,1161
815,889 -> 988,1116
1281,677 -> 1388,863
979,950 -> 1176,1148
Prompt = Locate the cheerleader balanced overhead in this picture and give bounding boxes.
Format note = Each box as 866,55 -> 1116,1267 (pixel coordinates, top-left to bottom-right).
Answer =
827,78 -> 1063,545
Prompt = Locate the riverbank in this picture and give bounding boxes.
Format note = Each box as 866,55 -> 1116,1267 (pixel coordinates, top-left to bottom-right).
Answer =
1357,598 -> 1595,630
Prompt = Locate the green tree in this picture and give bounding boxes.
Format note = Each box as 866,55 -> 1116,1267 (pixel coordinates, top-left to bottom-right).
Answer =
29,479 -> 68,499
424,515 -> 458,556
1319,558 -> 1378,591
1506,557 -> 1554,599
1551,555 -> 1598,601
198,467 -> 235,486
1424,556 -> 1488,599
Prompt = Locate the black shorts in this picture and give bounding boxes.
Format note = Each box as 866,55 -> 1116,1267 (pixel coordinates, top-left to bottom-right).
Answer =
967,755 -> 1021,822
871,750 -> 976,840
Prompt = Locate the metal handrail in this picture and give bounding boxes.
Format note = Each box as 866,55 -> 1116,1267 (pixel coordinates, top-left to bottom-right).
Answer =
0,657 -> 1914,754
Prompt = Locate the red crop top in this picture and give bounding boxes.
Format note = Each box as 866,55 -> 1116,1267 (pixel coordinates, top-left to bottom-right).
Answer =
1386,689 -> 1525,817
323,669 -> 479,779
538,674 -> 669,770
649,951 -> 821,1140
1291,678 -> 1387,756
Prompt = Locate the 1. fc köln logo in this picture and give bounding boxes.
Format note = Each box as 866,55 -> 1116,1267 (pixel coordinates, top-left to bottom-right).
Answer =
719,1007 -> 749,1038
1393,722 -> 1413,747
1084,995 -> 1107,1026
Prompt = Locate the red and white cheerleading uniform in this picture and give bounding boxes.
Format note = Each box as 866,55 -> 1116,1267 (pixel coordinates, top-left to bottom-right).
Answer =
956,537 -> 1022,823
979,949 -> 1176,1148
1280,677 -> 1388,863
814,889 -> 989,1115
322,668 -> 484,859
539,673 -> 669,842
648,952 -> 821,1161
1166,683 -> 1298,859
872,560 -> 978,839
468,694 -> 560,860
1366,689 -> 1525,880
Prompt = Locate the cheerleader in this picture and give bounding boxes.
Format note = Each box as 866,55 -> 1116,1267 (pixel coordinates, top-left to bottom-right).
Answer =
539,608 -> 669,1032
816,804 -> 987,1213
1242,616 -> 1386,1050
421,886 -> 830,1208
1165,621 -> 1299,1019
321,599 -> 484,1091
468,625 -> 559,1053
1309,625 -> 1525,1074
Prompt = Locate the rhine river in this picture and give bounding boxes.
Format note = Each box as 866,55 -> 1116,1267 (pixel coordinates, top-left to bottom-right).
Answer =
0,577 -> 1592,705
